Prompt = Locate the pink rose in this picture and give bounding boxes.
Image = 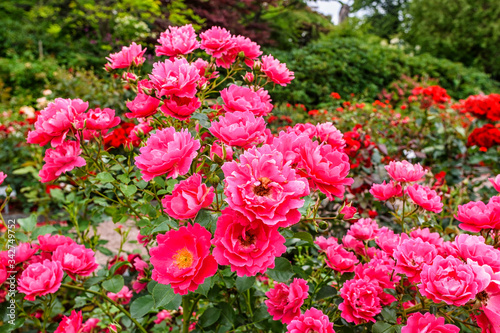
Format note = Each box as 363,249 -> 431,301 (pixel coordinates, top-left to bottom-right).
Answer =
150,223 -> 218,295
325,244 -> 359,273
210,141 -> 233,162
55,310 -> 83,333
455,201 -> 498,232
134,127 -> 200,181
162,173 -> 215,219
84,108 -> 120,131
160,96 -> 201,120
265,278 -> 309,324
38,234 -> 75,252
107,285 -> 133,305
154,310 -> 172,324
0,242 -> 38,265
52,243 -> 99,280
221,144 -> 310,227
287,307 -> 335,333
27,98 -> 88,147
489,174 -> 500,192
419,255 -> 491,306
410,228 -> 443,248
314,236 -> 339,251
375,228 -> 404,256
339,203 -> 357,220
149,57 -> 200,98
271,132 -> 311,167
200,26 -> 235,58
220,85 -> 273,116
298,140 -> 354,200
126,93 -> 161,118
385,160 -> 427,182
394,238 -> 438,283
212,208 -> 286,276
454,234 -> 500,273
216,35 -> 262,68
82,318 -> 100,333
339,279 -> 382,324
476,294 -> 500,333
39,140 -> 86,183
315,122 -> 346,151
0,172 -> 6,185
155,24 -> 199,57
210,111 -> 266,148
402,312 -> 459,333
406,184 -> 443,213
129,121 -> 153,145
288,123 -> 317,138
355,258 -> 399,305
18,260 -> 63,301
105,42 -> 146,69
261,55 -> 294,86
133,281 -> 147,294
347,218 -> 379,241
369,181 -> 402,201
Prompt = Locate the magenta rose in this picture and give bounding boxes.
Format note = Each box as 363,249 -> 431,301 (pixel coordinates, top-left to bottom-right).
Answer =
55,310 -> 83,333
454,234 -> 500,272
150,223 -> 218,295
339,278 -> 383,324
265,278 -> 309,324
200,26 -> 235,58
212,208 -> 286,276
455,201 -> 499,232
419,255 -> 491,306
375,227 -> 404,256
394,238 -> 438,283
134,127 -> 200,181
261,55 -> 294,86
347,218 -> 379,241
370,181 -> 402,201
155,24 -> 199,57
210,111 -> 267,148
160,96 -> 201,120
126,93 -> 161,118
0,172 -> 6,185
84,107 -> 120,131
314,236 -> 339,252
385,160 -> 427,182
39,140 -> 86,183
27,98 -> 88,147
222,144 -> 310,227
402,312 -> 459,333
38,234 -> 75,252
149,57 -> 200,98
325,244 -> 359,273
220,85 -> 273,116
287,307 -> 335,333
410,228 -> 443,248
489,174 -> 500,192
0,242 -> 38,265
52,243 -> 99,280
18,259 -> 63,301
406,184 -> 443,213
315,122 -> 346,151
107,286 -> 133,305
161,173 -> 215,220
354,258 -> 399,305
105,42 -> 146,69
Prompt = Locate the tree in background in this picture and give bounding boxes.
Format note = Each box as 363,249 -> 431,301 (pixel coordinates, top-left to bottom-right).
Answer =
350,0 -> 408,39
404,0 -> 500,80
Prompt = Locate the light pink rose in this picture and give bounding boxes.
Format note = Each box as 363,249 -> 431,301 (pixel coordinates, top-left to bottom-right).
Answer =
394,238 -> 438,283
150,223 -> 218,295
375,228 -> 405,256
419,255 -> 492,306
455,201 -> 499,232
160,96 -> 201,120
370,180 -> 402,201
489,174 -> 500,192
52,243 -> 99,280
406,184 -> 443,213
210,111 -> 267,148
454,234 -> 500,272
347,218 -> 379,241
287,307 -> 335,333
162,173 -> 214,220
298,140 -> 354,200
385,160 -> 427,182
402,312 -> 459,333
200,26 -> 235,58
38,234 -> 75,252
155,24 -> 199,57
221,144 -> 310,227
325,244 -> 359,273
220,85 -> 273,116
212,208 -> 286,276
410,228 -> 443,248
18,260 -> 63,301
39,140 -> 86,183
55,310 -> 83,333
134,127 -> 200,181
314,236 -> 339,251
107,286 -> 133,305
261,55 -> 294,86
339,278 -> 383,324
105,42 -> 146,69
265,278 -> 309,324
149,57 -> 200,98
154,310 -> 172,324
315,122 -> 346,151
27,98 -> 88,147
0,242 -> 38,265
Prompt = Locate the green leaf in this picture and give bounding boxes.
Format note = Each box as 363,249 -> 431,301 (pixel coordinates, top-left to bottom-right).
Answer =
152,221 -> 170,233
195,276 -> 213,296
164,294 -> 182,310
235,276 -> 255,293
96,172 -> 115,183
18,214 -> 37,232
314,285 -> 337,301
191,112 -> 211,129
15,232 -> 29,242
152,283 -> 175,308
102,275 -> 124,293
84,276 -> 105,289
97,246 -> 113,256
372,321 -> 401,333
293,232 -> 314,244
120,184 -> 137,197
31,225 -> 57,238
267,257 -> 294,282
381,307 -> 397,324
199,307 -> 221,327
49,188 -> 65,202
130,295 -> 154,318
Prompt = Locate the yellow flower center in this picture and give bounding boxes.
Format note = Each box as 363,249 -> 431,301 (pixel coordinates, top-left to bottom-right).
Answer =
173,247 -> 194,269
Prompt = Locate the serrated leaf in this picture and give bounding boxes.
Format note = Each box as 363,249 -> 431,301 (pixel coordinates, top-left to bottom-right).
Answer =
235,276 -> 255,293
18,214 -> 37,232
31,225 -> 57,238
381,307 -> 397,324
84,276 -> 105,289
314,285 -> 337,301
267,257 -> 294,282
130,295 -> 154,318
195,276 -> 213,296
102,275 -> 124,293
96,172 -> 114,183
199,307 -> 221,327
152,283 -> 175,308
293,232 -> 314,244
191,112 -> 211,129
120,184 -> 137,197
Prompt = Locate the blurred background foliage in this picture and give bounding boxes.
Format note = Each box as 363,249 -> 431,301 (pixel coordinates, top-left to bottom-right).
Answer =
0,0 -> 498,111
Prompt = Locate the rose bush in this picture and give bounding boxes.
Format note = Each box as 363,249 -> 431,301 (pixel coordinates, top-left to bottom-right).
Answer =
0,24 -> 499,333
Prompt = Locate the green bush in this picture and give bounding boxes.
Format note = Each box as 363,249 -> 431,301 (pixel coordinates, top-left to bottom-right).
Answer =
269,35 -> 499,107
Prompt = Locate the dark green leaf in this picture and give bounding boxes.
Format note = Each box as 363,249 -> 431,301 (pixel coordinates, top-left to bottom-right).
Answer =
381,307 -> 397,324
191,113 -> 211,129
102,275 -> 124,293
18,214 -> 37,232
130,295 -> 154,318
235,276 -> 255,293
199,307 -> 221,327
314,285 -> 337,301
195,276 -> 213,296
152,283 -> 175,308
84,276 -> 105,288
267,257 -> 294,282
293,232 -> 314,244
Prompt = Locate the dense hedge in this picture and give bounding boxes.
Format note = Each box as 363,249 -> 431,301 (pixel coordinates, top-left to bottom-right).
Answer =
269,36 -> 500,107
